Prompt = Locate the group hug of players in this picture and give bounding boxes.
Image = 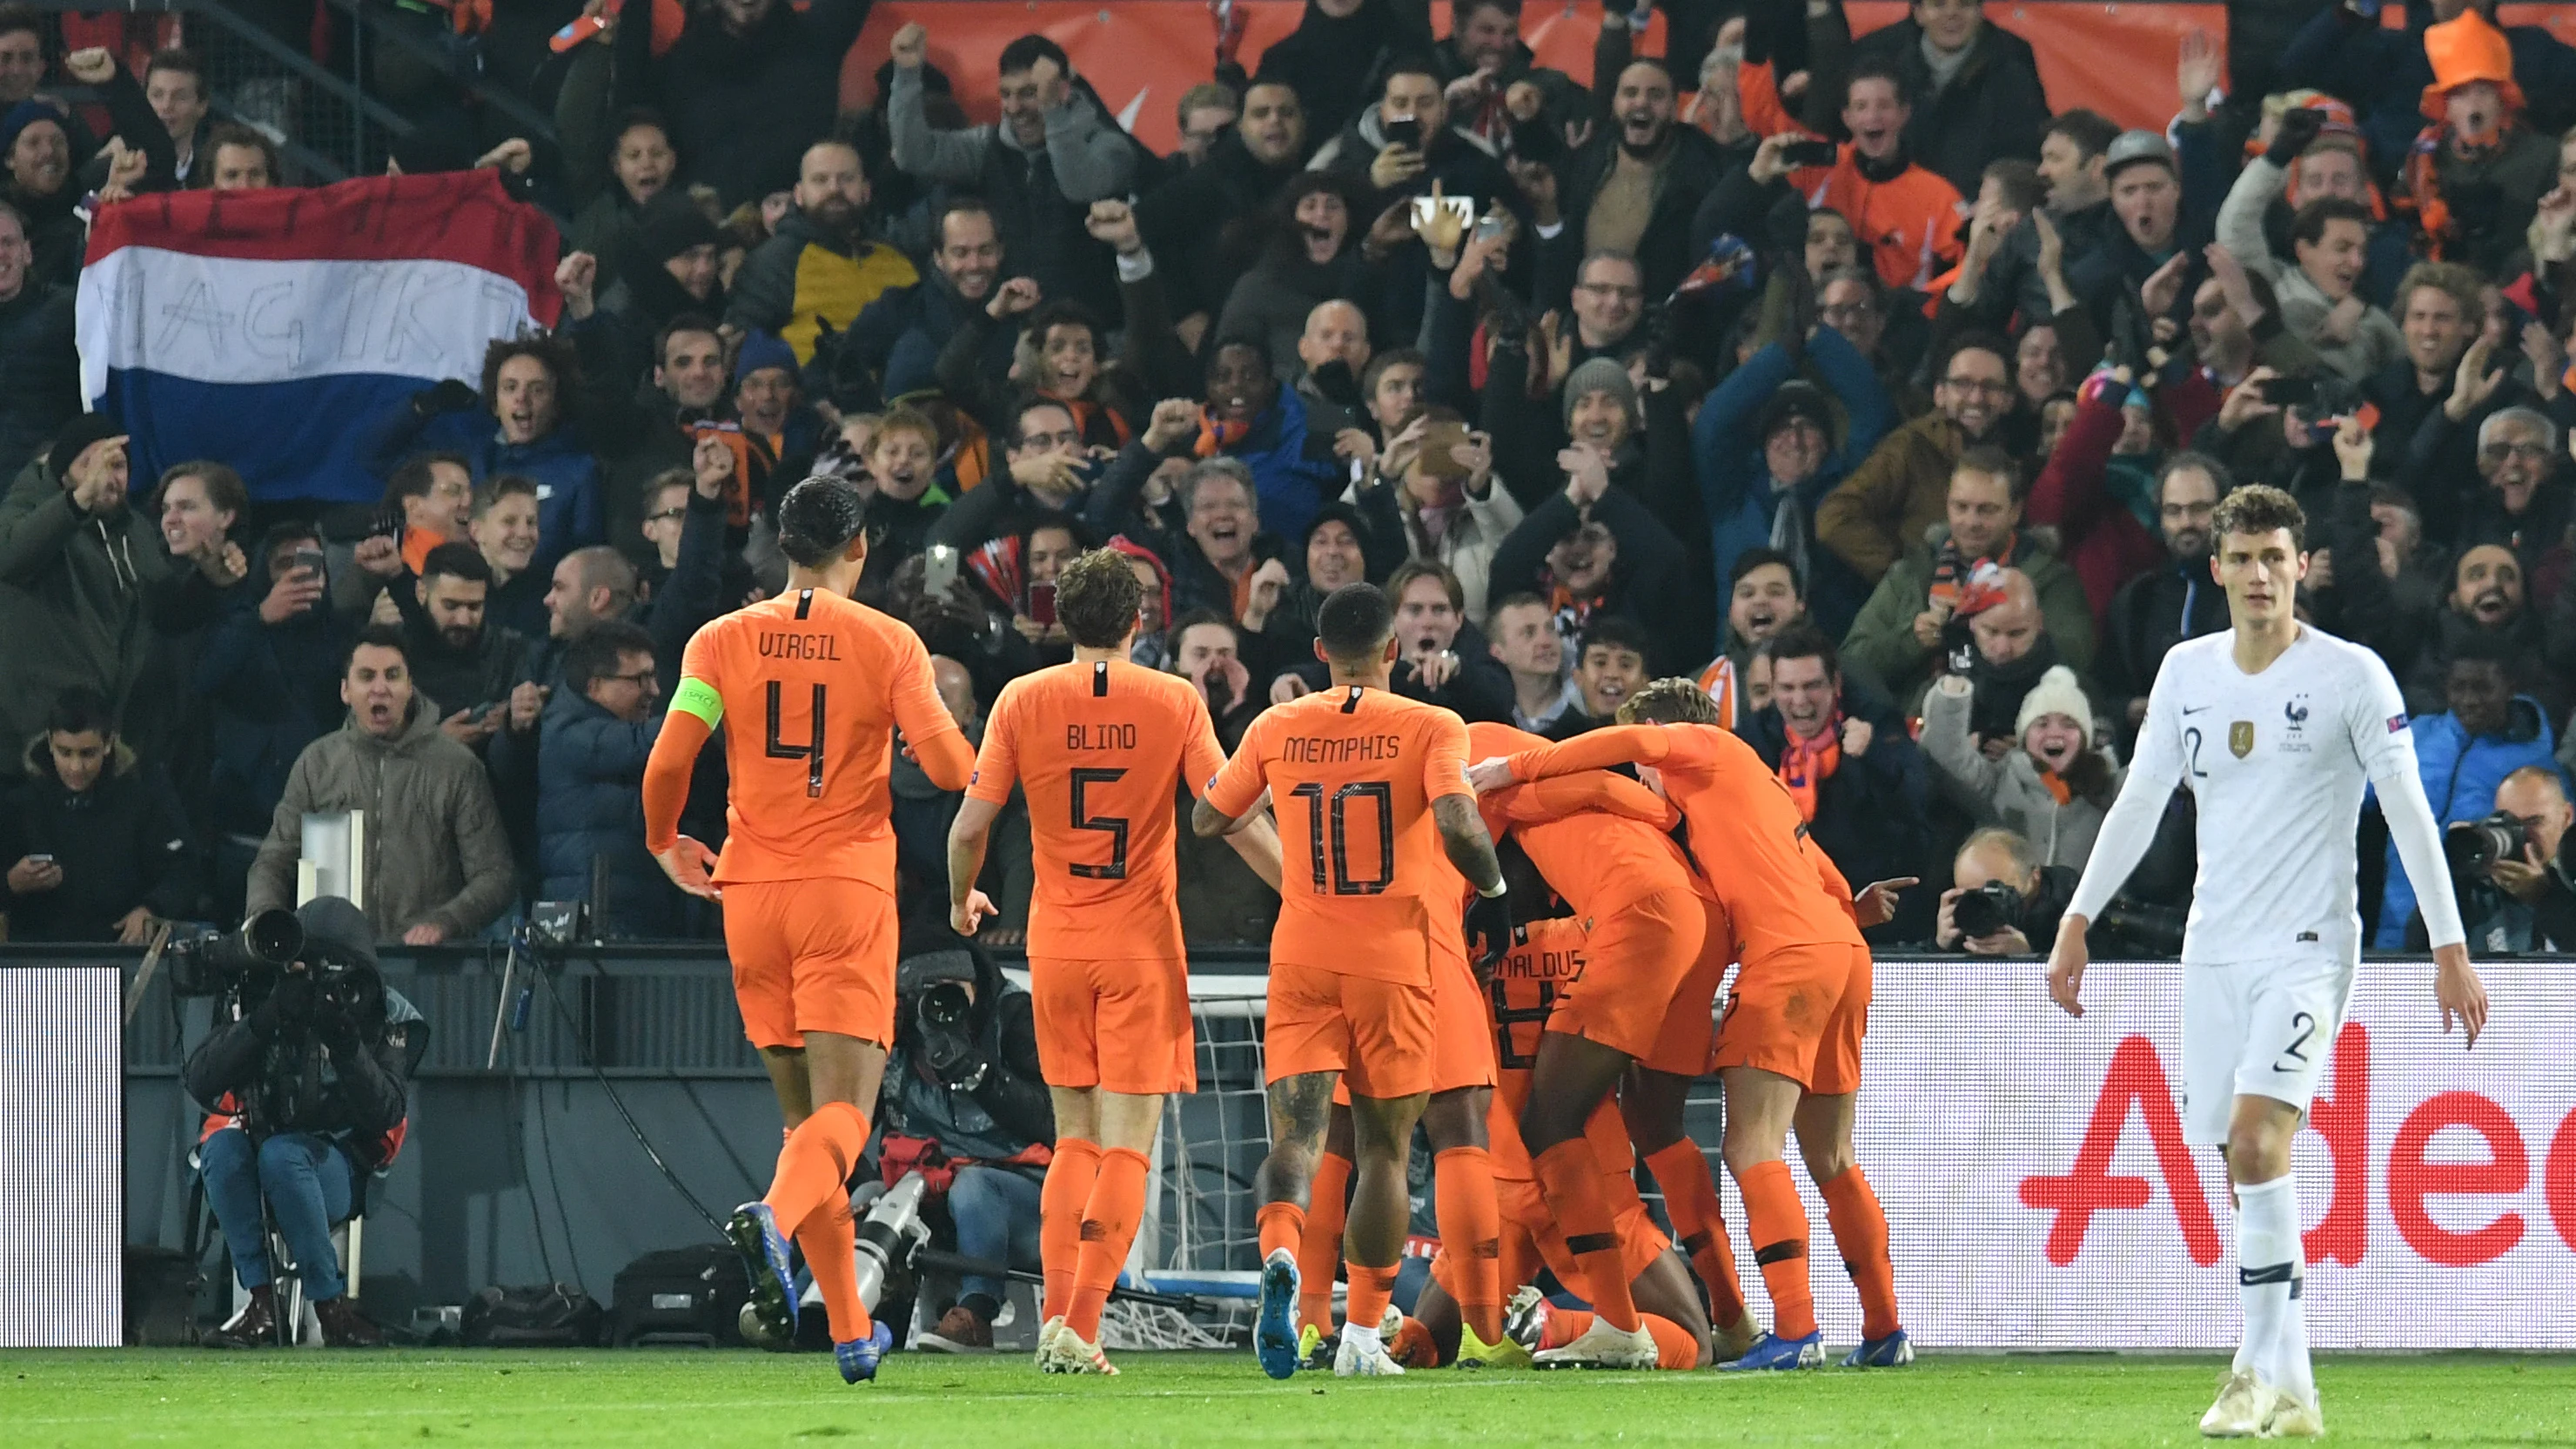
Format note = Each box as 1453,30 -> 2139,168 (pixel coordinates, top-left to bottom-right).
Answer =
639,475 -> 1909,1385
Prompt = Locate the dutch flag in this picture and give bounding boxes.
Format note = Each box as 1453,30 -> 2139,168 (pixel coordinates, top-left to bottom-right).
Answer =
74,170 -> 561,504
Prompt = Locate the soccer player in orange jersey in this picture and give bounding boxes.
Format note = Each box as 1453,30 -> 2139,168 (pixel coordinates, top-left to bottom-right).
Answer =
945,549 -> 1282,1377
642,478 -> 976,1385
1469,678 -> 1912,1371
1193,582 -> 1513,1379
1449,721 -> 1750,1367
1411,915 -> 1714,1370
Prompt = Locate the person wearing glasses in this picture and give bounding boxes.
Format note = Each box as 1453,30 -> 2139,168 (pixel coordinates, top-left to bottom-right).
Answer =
536,620 -> 686,939
1816,332 -> 2023,587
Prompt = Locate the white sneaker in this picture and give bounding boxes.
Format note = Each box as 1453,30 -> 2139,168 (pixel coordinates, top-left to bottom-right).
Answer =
2263,1393 -> 2324,1439
1333,1329 -> 1405,1377
1034,1316 -> 1070,1373
1532,1316 -> 1659,1370
1054,1322 -> 1119,1376
2201,1369 -> 2281,1438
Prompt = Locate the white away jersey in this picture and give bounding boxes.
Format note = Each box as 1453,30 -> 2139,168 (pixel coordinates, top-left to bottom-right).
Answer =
2130,627 -> 2418,965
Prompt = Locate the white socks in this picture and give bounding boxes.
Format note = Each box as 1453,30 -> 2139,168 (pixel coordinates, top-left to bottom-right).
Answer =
1342,1321 -> 1384,1355
2234,1174 -> 2314,1403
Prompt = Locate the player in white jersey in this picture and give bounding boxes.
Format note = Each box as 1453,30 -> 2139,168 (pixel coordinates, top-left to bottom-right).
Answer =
2046,481 -> 2487,1440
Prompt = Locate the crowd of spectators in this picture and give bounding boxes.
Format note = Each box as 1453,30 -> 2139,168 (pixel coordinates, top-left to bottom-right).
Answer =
9,0 -> 2576,956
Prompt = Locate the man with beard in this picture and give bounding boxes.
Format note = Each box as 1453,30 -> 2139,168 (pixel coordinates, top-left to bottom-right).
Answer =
1841,447 -> 2096,709
1137,81 -> 1311,340
1546,58 -> 1730,305
0,418 -> 180,775
1696,548 -> 1808,730
847,200 -> 1013,412
1244,0 -> 1434,146
612,0 -> 870,209
888,25 -> 1137,325
392,544 -> 531,748
2374,641 -> 2564,949
1817,333 -> 2016,587
2410,543 -> 2559,722
729,138 -> 918,370
2100,455 -> 2232,743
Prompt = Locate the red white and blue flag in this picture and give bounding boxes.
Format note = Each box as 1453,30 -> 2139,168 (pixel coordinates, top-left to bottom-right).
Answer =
75,171 -> 561,502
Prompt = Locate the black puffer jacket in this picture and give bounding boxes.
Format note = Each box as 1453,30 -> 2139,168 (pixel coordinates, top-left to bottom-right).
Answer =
1,735 -> 199,942
1848,15 -> 2050,198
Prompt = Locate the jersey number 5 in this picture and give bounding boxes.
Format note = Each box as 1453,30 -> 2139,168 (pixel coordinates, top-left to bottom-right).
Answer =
1068,768 -> 1130,879
765,681 -> 826,797
1291,781 -> 1395,896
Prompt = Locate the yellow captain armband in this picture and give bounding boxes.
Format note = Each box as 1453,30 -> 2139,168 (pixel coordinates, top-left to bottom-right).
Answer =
672,677 -> 724,728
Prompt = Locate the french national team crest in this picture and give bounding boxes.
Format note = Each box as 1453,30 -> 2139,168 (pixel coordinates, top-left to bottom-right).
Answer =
2229,721 -> 2254,757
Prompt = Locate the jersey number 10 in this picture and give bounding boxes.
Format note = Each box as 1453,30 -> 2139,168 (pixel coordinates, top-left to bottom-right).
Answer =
1291,781 -> 1395,896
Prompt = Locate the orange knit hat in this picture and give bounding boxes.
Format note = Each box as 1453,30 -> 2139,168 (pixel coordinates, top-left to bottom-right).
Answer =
2420,8 -> 2524,122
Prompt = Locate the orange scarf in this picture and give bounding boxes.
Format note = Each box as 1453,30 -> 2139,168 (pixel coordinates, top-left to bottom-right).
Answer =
1195,411 -> 1251,457
1776,711 -> 1843,822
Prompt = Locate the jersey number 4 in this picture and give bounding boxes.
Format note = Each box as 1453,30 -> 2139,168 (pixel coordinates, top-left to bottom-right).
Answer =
1290,781 -> 1395,896
1069,768 -> 1130,879
766,682 -> 826,797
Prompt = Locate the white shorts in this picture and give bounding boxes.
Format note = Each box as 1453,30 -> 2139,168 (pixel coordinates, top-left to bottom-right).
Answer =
2179,956 -> 2357,1146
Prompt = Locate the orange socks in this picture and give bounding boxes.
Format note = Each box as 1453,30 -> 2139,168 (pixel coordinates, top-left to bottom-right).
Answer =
1737,1158 -> 1816,1341
1531,1140 -> 1640,1332
1821,1166 -> 1901,1341
1064,1147 -> 1148,1341
1540,1310 -> 1699,1369
1298,1151 -> 1352,1331
768,1101 -> 875,1346
1344,1263 -> 1399,1337
1257,1200 -> 1306,1265
1432,1146 -> 1504,1344
1039,1137 -> 1101,1324
1644,1140 -> 1747,1331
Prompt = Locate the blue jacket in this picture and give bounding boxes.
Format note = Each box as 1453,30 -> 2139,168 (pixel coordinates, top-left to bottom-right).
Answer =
534,689 -> 684,940
1691,328 -> 1892,638
1221,384 -> 1344,550
2375,695 -> 2565,949
372,406 -> 607,574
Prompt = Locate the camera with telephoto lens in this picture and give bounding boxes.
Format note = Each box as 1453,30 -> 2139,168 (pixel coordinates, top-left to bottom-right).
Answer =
1952,882 -> 2024,940
166,909 -> 305,996
914,981 -> 978,1084
2095,896 -> 2188,957
2446,811 -> 2529,875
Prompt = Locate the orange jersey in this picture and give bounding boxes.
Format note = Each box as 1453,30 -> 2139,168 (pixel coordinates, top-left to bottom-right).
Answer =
1484,916 -> 1633,1180
673,587 -> 966,885
1791,149 -> 1966,292
1507,723 -> 1862,959
1467,721 -> 1700,920
1204,684 -> 1471,984
967,658 -> 1226,961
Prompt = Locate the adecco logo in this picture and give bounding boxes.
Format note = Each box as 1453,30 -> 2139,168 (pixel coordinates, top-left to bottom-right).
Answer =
2019,1024 -> 2576,1268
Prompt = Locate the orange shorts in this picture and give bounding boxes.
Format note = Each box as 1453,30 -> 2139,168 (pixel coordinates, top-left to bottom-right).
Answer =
1493,1175 -> 1669,1294
1266,963 -> 1434,1099
1639,895 -> 1734,1077
1546,887 -> 1705,1064
1713,942 -> 1872,1093
722,877 -> 898,1050
1429,948 -> 1498,1094
1028,956 -> 1196,1096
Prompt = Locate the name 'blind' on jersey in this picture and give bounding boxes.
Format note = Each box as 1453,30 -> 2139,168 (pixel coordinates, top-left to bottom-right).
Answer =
965,658 -> 1227,961
674,587 -> 962,887
2131,628 -> 2418,964
1204,685 -> 1472,984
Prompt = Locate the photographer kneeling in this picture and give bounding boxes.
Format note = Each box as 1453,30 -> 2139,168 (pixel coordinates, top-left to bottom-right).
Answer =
877,936 -> 1053,1352
2438,765 -> 2576,954
181,897 -> 421,1347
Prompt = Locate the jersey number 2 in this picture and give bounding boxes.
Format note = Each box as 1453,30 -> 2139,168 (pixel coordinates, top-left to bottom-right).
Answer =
1068,768 -> 1130,879
765,682 -> 826,797
1291,781 -> 1395,896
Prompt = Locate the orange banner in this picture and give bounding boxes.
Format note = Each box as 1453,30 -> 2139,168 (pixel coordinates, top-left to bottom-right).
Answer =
836,3 -> 2573,159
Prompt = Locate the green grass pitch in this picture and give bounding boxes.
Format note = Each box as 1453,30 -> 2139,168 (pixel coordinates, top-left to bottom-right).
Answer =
7,1351 -> 2576,1447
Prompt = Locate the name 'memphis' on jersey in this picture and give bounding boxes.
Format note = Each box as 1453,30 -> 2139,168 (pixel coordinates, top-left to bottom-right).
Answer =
2134,627 -> 2418,965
